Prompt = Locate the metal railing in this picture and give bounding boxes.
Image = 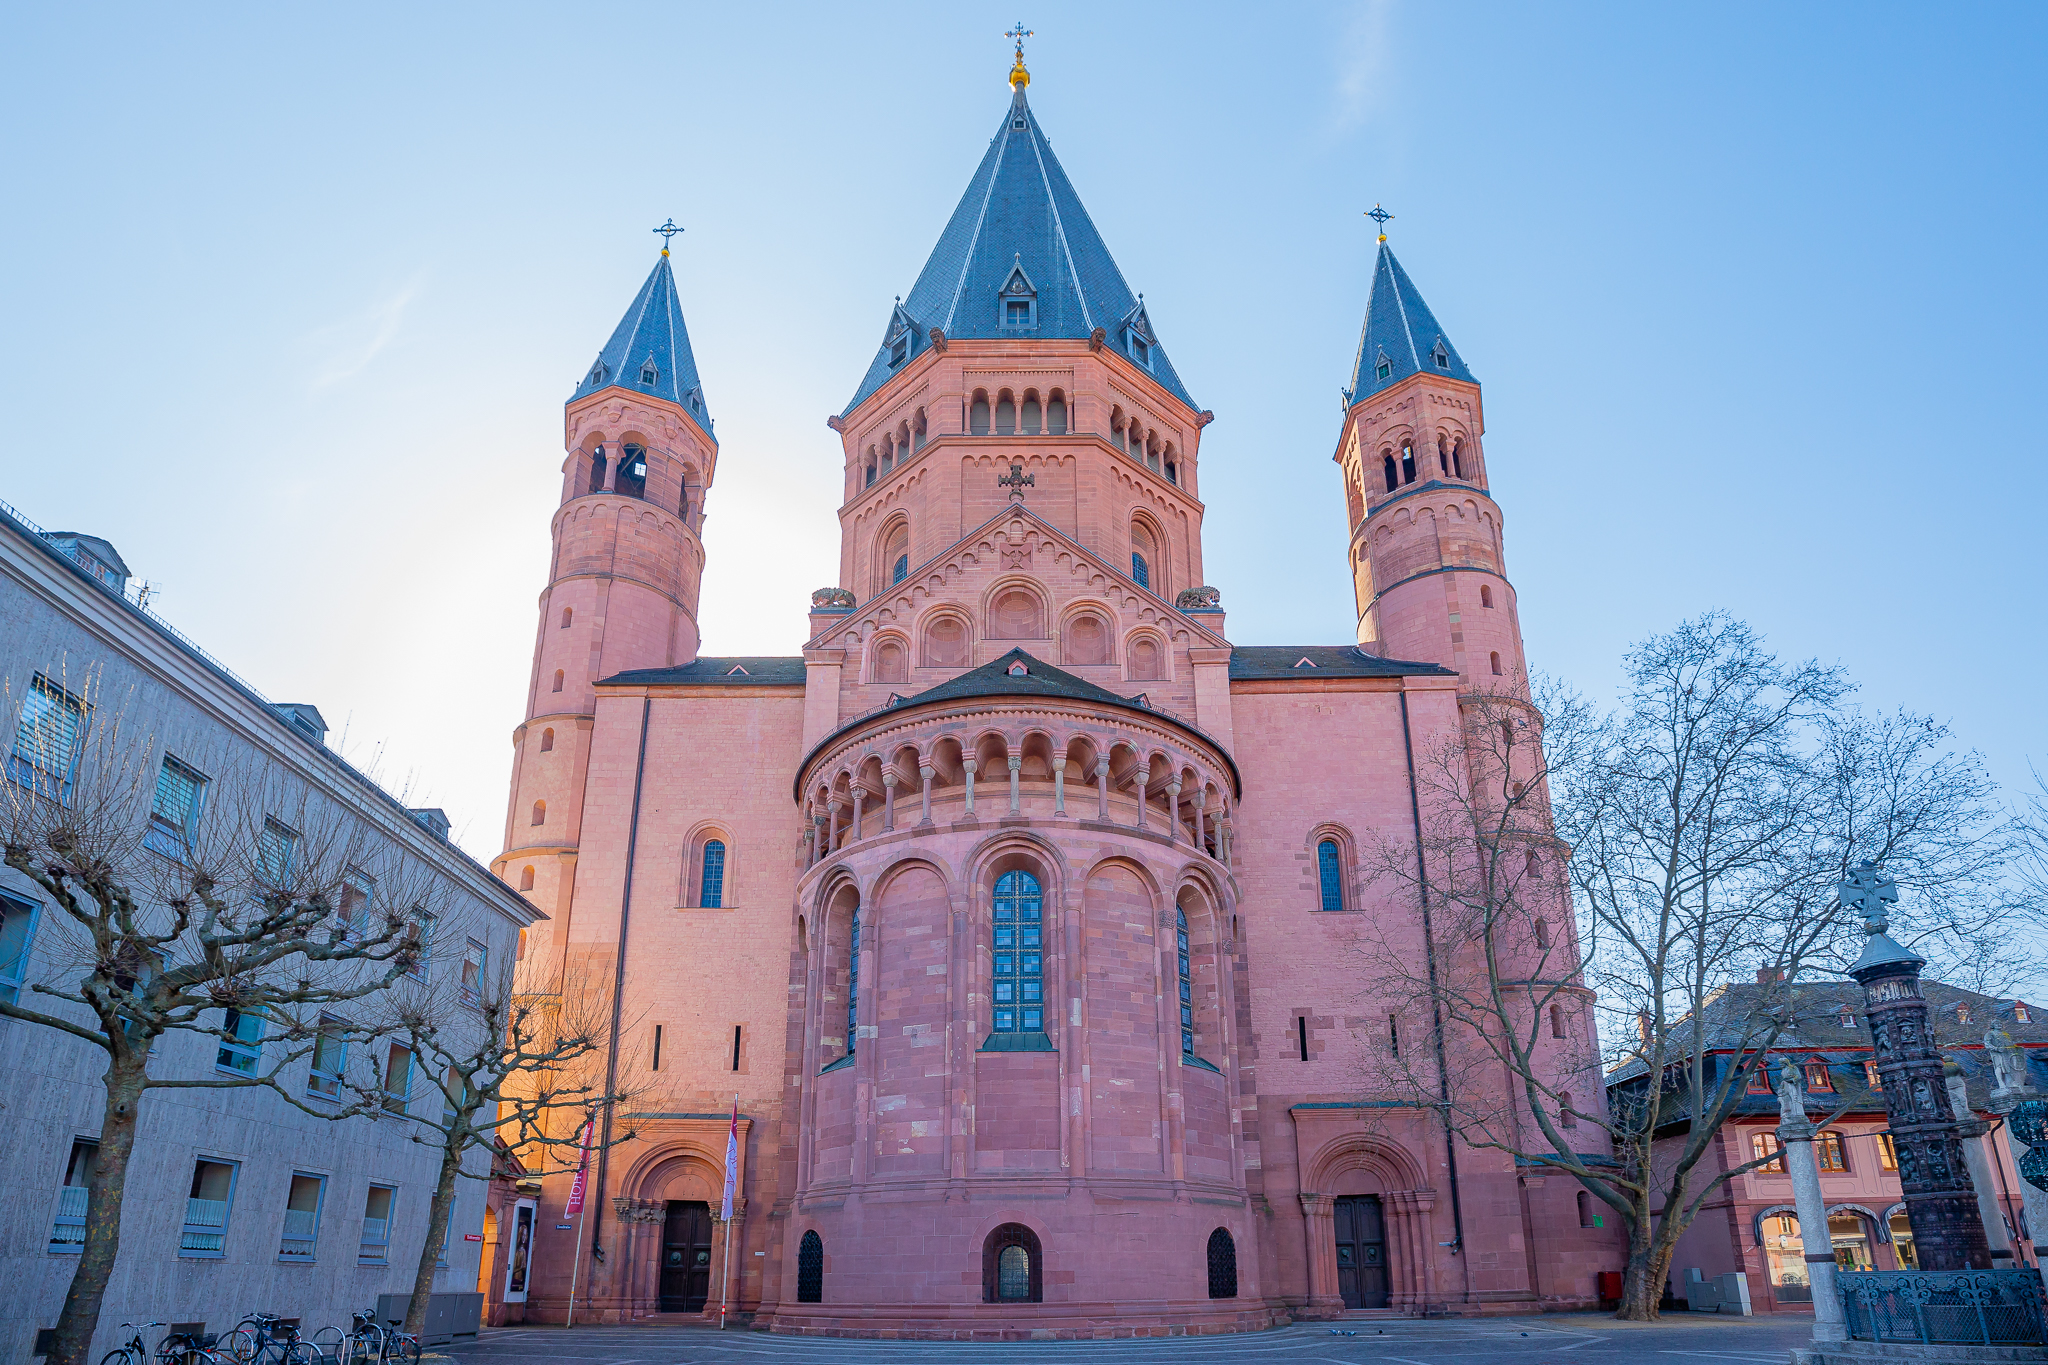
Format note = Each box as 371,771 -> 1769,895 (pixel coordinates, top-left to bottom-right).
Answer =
1840,1268 -> 2048,1345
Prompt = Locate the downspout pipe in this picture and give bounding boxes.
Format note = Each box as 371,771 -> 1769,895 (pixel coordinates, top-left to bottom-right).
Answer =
1400,690 -> 1469,1290
589,697 -> 653,1300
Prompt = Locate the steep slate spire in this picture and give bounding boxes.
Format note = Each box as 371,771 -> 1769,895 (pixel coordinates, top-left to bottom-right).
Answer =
571,252 -> 714,433
1345,242 -> 1476,405
843,82 -> 1197,415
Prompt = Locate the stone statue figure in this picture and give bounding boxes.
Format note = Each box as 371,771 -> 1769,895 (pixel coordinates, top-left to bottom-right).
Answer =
1774,1057 -> 1808,1120
1986,1028 -> 2034,1098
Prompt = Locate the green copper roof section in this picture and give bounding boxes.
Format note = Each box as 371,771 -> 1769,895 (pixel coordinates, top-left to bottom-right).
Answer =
843,85 -> 1197,416
571,251 -> 714,438
1345,242 -> 1476,406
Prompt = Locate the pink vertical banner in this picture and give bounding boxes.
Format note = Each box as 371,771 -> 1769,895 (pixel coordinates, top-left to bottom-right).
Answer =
564,1117 -> 594,1216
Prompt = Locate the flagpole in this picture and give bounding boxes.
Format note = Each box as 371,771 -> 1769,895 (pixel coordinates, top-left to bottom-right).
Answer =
563,1116 -> 596,1329
720,1094 -> 738,1329
566,1202 -> 587,1328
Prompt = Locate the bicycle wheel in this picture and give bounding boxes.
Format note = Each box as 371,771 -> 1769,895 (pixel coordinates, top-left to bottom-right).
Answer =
101,1351 -> 140,1365
220,1330 -> 257,1365
386,1336 -> 420,1365
277,1343 -> 316,1365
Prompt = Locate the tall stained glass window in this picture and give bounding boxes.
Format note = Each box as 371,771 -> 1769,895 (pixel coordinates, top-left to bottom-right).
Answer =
1317,839 -> 1343,911
700,840 -> 726,908
992,871 -> 1043,1033
846,904 -> 860,1053
1177,906 -> 1195,1055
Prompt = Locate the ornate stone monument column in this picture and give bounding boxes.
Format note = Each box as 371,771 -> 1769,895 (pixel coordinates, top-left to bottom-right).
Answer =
1841,861 -> 1993,1271
1774,1058 -> 1847,1342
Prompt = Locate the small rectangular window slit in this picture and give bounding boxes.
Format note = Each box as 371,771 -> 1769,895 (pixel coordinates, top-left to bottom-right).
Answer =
652,1024 -> 663,1072
731,1024 -> 743,1072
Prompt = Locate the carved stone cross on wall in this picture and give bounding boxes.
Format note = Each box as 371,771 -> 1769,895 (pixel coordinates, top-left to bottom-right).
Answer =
998,462 -> 1035,501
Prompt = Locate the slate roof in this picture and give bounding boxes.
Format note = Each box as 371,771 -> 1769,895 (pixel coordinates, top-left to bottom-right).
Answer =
602,656 -> 806,687
570,252 -> 715,436
1345,243 -> 1476,406
842,86 -> 1197,416
1228,645 -> 1454,680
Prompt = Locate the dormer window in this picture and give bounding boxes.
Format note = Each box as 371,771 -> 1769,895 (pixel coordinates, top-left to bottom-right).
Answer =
1007,661 -> 1028,676
1375,351 -> 1392,381
998,259 -> 1037,331
639,357 -> 660,386
886,301 -> 918,366
1120,299 -> 1156,371
587,360 -> 609,387
890,335 -> 909,366
1431,339 -> 1450,371
1127,335 -> 1150,368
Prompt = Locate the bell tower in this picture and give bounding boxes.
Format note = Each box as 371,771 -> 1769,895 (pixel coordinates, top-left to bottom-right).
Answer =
494,239 -> 718,936
1333,226 -> 1526,694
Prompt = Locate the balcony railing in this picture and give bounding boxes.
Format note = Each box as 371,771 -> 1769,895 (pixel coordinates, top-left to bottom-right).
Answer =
280,1208 -> 318,1260
50,1185 -> 88,1251
180,1196 -> 229,1255
1840,1268 -> 2048,1346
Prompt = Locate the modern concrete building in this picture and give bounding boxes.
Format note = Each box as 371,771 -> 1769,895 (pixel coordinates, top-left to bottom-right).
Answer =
0,496 -> 542,1361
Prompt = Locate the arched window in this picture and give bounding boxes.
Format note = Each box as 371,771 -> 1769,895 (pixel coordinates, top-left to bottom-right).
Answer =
1066,613 -> 1108,666
846,902 -> 860,1055
982,1223 -> 1042,1303
1501,719 -> 1515,750
1206,1228 -> 1238,1299
1317,839 -> 1343,911
531,800 -> 545,827
519,865 -> 534,892
1535,919 -> 1551,950
864,459 -> 876,487
970,393 -> 991,435
1401,441 -> 1417,484
992,870 -> 1044,1035
1128,635 -> 1164,680
991,588 -> 1042,639
872,637 -> 908,684
797,1230 -> 824,1303
1560,1090 -> 1577,1128
1578,1191 -> 1596,1228
700,840 -> 726,908
924,615 -> 969,667
540,728 -> 554,752
892,555 -> 908,584
1131,552 -> 1149,588
1166,459 -> 1178,485
1451,439 -> 1465,479
552,669 -> 564,693
1438,436 -> 1450,475
560,607 -> 573,629
1021,394 -> 1042,435
1480,584 -> 1494,608
617,444 -> 648,499
589,449 -> 608,494
1175,905 -> 1194,1055
1046,392 -> 1067,434
912,409 -> 927,451
1490,651 -> 1504,676
878,521 -> 910,595
1551,1003 -> 1566,1038
995,393 -> 1017,435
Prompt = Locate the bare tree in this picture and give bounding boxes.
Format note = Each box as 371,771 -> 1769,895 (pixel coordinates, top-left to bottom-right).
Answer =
358,959 -> 644,1337
1354,613 -> 2025,1320
2,670 -> 436,1365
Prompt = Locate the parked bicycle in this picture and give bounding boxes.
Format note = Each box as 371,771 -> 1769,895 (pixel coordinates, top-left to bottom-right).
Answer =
220,1313 -> 312,1365
97,1321 -> 226,1365
337,1309 -> 419,1365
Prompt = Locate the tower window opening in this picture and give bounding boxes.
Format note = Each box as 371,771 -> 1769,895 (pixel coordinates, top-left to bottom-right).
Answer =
1560,1091 -> 1577,1128
1375,351 -> 1392,381
995,394 -> 1017,435
617,444 -> 648,500
700,839 -> 726,908
1129,335 -> 1151,368
639,359 -> 659,385
1400,441 -> 1416,485
731,1023 -> 742,1071
1480,584 -> 1494,608
1491,651 -> 1503,676
970,394 -> 991,435
865,459 -> 876,488
552,669 -> 564,693
890,335 -> 908,366
1206,1228 -> 1238,1299
1006,300 -> 1031,327
518,865 -> 534,892
797,1230 -> 824,1302
1131,552 -> 1149,589
1046,393 -> 1067,435
1433,340 -> 1450,370
531,800 -> 545,827
892,554 -> 908,585
539,727 -> 554,752
1382,453 -> 1398,492
1535,918 -> 1551,950
1551,1003 -> 1566,1038
1022,397 -> 1041,435
991,870 -> 1044,1034
1388,1013 -> 1400,1057
912,409 -> 927,450
1317,838 -> 1343,911
846,902 -> 860,1055
1438,437 -> 1450,475
560,607 -> 573,629
589,450 -> 608,494
1166,460 -> 1177,485
1451,439 -> 1465,479
1176,904 -> 1195,1056
1297,1015 -> 1310,1061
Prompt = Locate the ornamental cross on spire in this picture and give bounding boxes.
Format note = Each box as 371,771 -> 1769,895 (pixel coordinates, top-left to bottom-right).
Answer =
998,461 -> 1035,501
1367,203 -> 1394,243
1839,859 -> 1899,933
653,218 -> 684,255
1006,21 -> 1033,54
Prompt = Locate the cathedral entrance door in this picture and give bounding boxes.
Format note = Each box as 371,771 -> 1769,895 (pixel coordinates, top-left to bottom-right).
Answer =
1334,1195 -> 1389,1309
659,1200 -> 714,1312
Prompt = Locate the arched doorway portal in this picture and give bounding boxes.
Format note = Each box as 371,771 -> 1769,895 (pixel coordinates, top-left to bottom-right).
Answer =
660,1201 -> 714,1311
1334,1195 -> 1388,1308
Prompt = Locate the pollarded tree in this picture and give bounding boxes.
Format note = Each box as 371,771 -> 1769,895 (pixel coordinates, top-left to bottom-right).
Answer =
1353,614 -> 2025,1320
2,671 -> 438,1365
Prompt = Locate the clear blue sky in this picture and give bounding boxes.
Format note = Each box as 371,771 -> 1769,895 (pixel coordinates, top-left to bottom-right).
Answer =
3,3 -> 2042,859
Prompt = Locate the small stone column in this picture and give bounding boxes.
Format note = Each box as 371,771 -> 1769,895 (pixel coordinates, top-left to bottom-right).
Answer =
827,800 -> 840,853
918,761 -> 934,825
805,808 -> 818,867
849,785 -> 866,845
881,771 -> 898,831
1194,799 -> 1207,853
1774,1059 -> 1847,1342
1132,773 -> 1148,831
1095,758 -> 1110,820
1053,760 -> 1066,815
1165,778 -> 1182,843
1007,755 -> 1022,814
1946,1062 -> 2016,1261
1985,1027 -> 2048,1260
962,757 -> 977,817
1218,816 -> 1232,866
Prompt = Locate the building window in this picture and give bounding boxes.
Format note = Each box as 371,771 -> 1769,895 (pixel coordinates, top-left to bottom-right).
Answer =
617,444 -> 648,499
846,902 -> 860,1054
359,1185 -> 395,1264
1176,906 -> 1195,1056
1401,441 -> 1416,484
1297,1016 -> 1311,1061
1535,918 -> 1552,950
0,891 -> 38,1005
1578,1190 -> 1601,1228
1375,353 -> 1392,380
1878,1133 -> 1899,1171
540,727 -> 554,752
1817,1130 -> 1849,1172
383,1042 -> 414,1113
1490,651 -> 1504,676
461,939 -> 487,1004
983,1223 -> 1042,1303
2018,1003 -> 2034,1023
1560,1090 -> 1577,1128
258,817 -> 298,882
970,396 -> 991,435
640,359 -> 659,386
1866,1061 -> 1883,1090
890,335 -> 909,367
280,1173 -> 324,1262
1891,1210 -> 1917,1268
531,800 -> 546,826
700,840 -> 726,908
1206,1228 -> 1238,1298
216,1008 -> 264,1075
552,669 -> 564,693
50,1139 -> 96,1252
1433,340 -> 1450,370
519,865 -> 535,892
1005,298 -> 1033,328
1806,1063 -> 1835,1092
144,756 -> 208,859
308,1018 -> 347,1098
181,1158 -> 238,1257
1047,395 -> 1067,433
560,607 -> 573,629
9,674 -> 86,802
409,909 -> 435,979
1480,584 -> 1494,609
1131,552 -> 1149,588
1317,838 -> 1344,911
1551,1004 -> 1566,1039
1751,1132 -> 1786,1173
892,554 -> 908,585
991,870 -> 1044,1035
797,1230 -> 824,1303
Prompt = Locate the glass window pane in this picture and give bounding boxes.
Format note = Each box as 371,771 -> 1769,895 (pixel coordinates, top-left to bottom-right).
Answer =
991,872 -> 1043,1033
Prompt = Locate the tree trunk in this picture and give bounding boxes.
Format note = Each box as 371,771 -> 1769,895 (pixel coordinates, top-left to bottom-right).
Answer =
403,1141 -> 465,1336
1617,1230 -> 1676,1322
49,1055 -> 144,1365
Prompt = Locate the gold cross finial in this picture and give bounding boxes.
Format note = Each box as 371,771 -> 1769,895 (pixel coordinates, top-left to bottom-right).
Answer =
1367,203 -> 1393,244
1006,22 -> 1033,89
653,218 -> 684,257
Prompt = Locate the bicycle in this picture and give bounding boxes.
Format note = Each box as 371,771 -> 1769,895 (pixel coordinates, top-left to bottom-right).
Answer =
338,1310 -> 418,1365
97,1321 -> 226,1365
221,1314 -> 312,1365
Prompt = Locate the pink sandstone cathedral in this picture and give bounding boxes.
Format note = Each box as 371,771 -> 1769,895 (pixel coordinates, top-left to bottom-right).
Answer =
493,52 -> 1612,1335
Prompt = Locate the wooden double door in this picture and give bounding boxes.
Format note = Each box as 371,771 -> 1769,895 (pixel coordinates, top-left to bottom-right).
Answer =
659,1200 -> 714,1312
1335,1195 -> 1390,1309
